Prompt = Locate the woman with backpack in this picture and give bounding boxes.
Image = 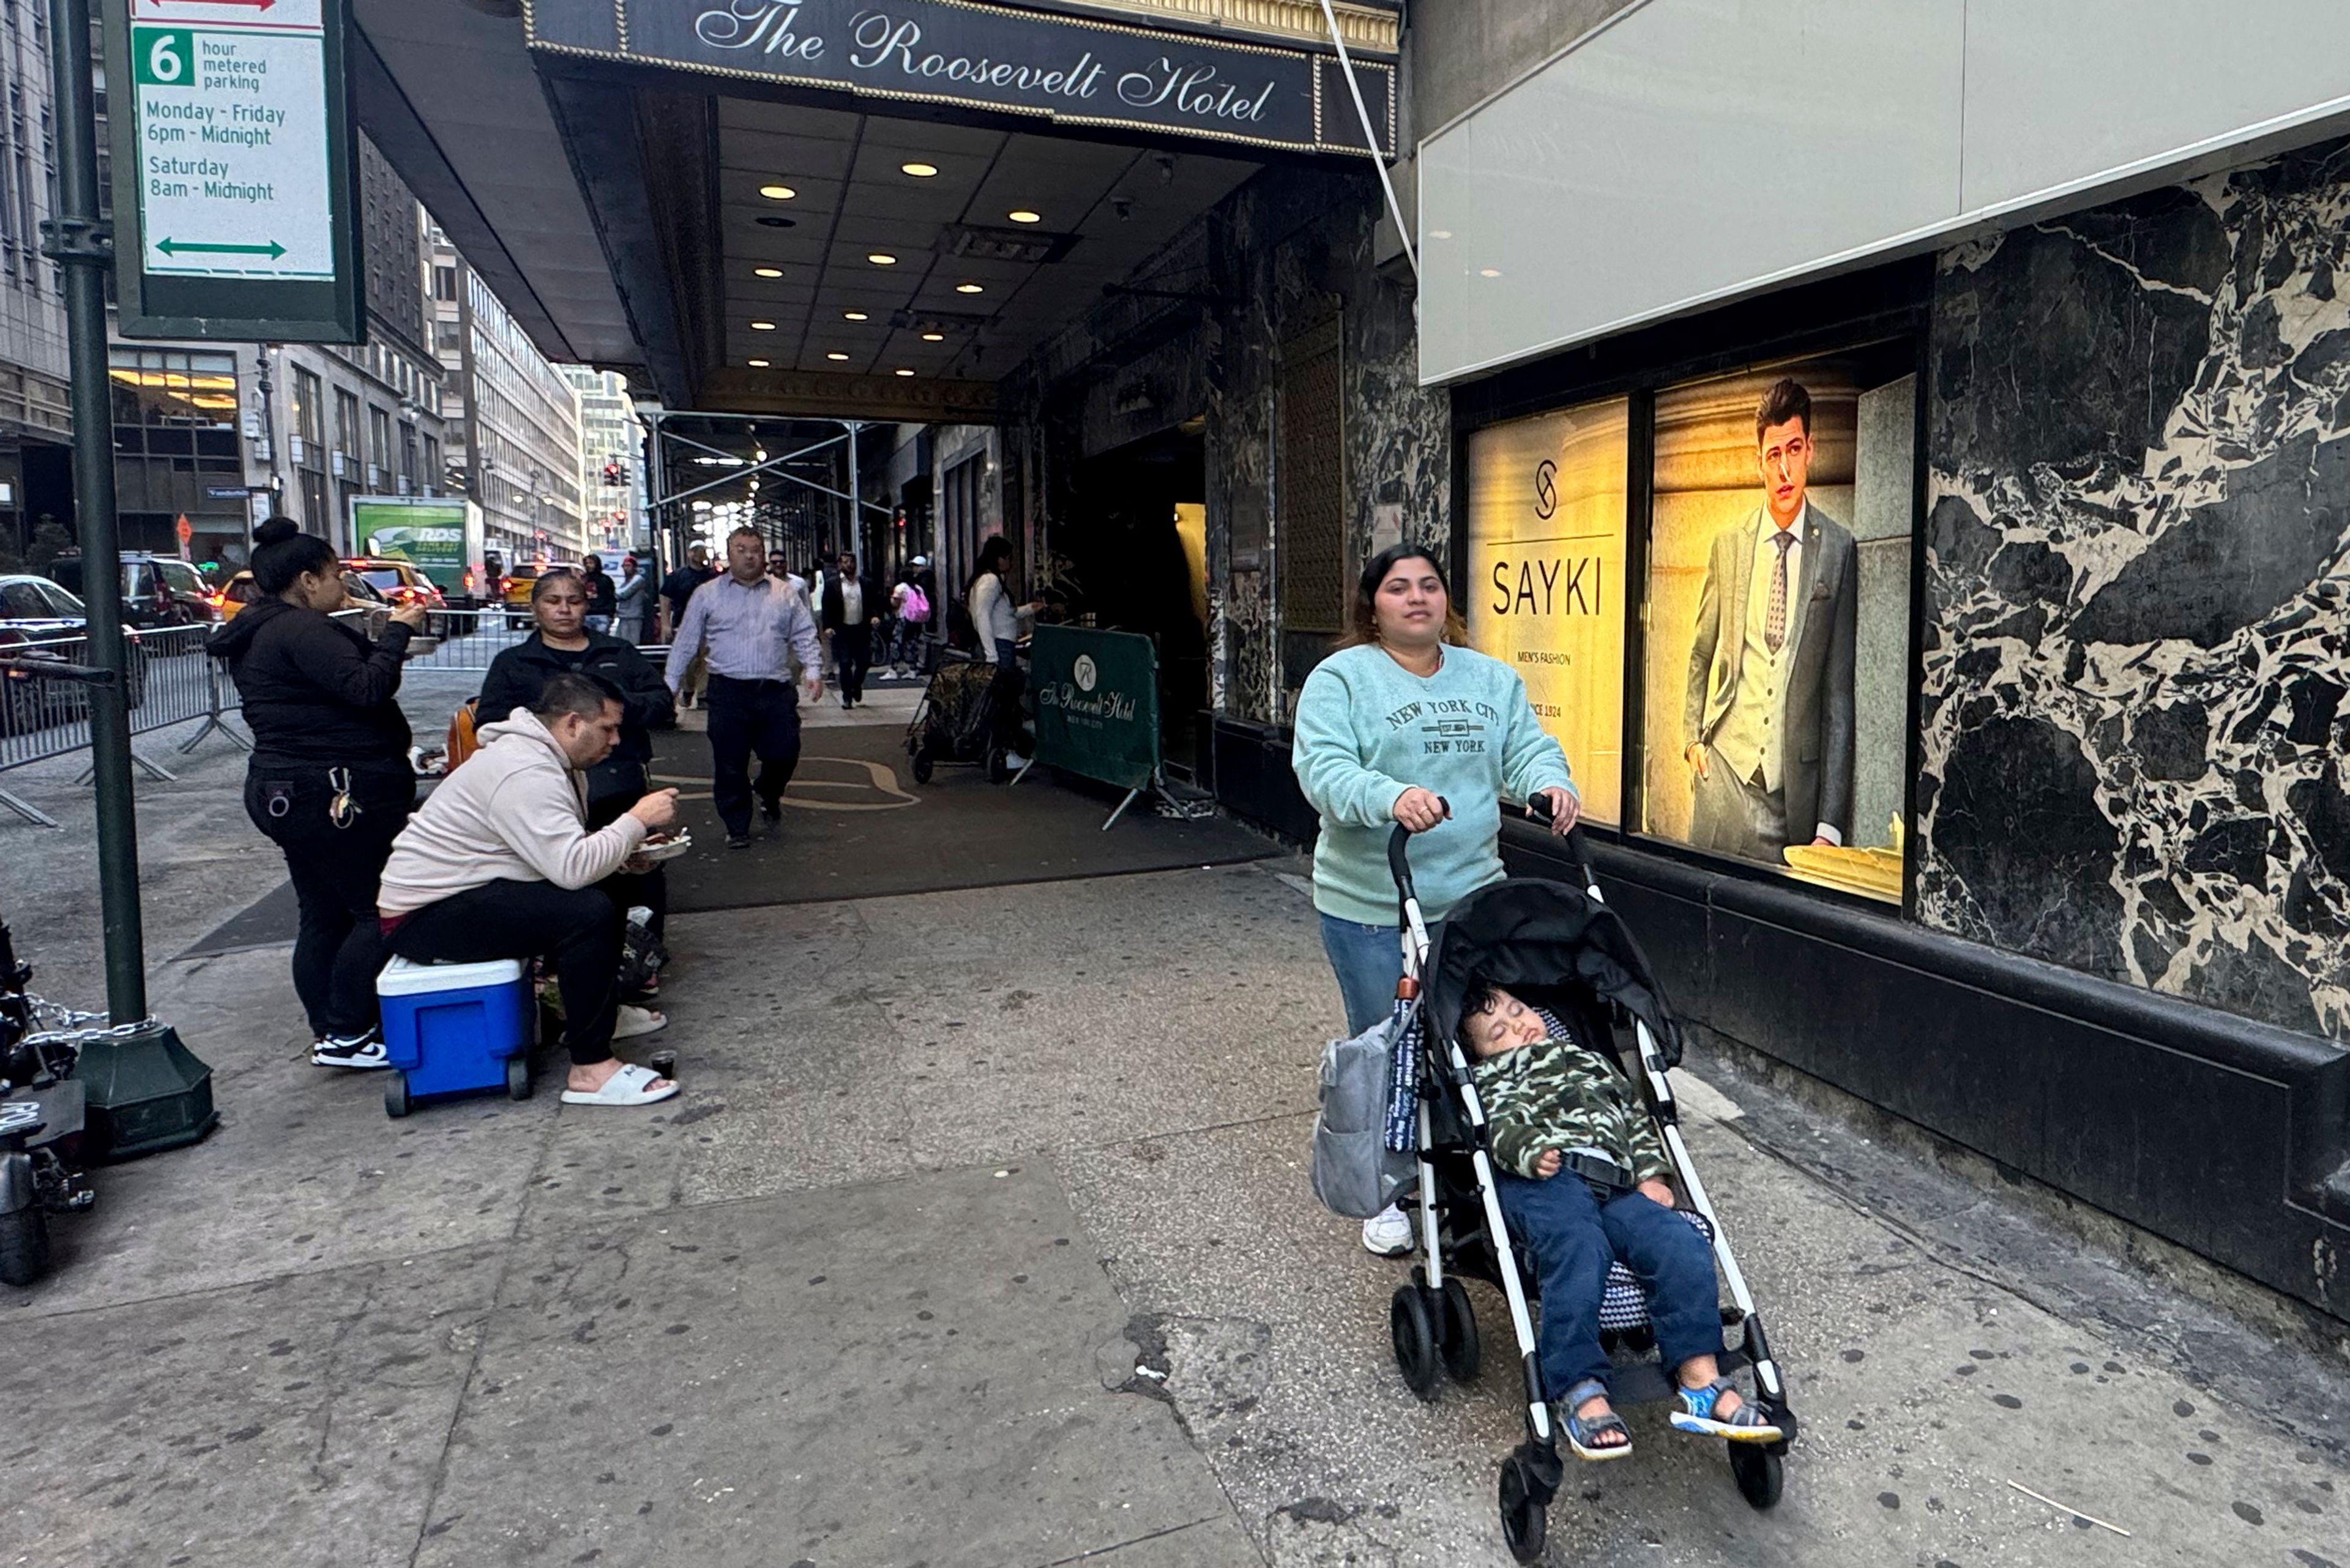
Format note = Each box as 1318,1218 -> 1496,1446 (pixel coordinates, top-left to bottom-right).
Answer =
889,564 -> 931,676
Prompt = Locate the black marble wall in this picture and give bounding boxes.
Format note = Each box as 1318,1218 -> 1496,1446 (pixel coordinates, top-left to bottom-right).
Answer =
1920,140 -> 2350,1042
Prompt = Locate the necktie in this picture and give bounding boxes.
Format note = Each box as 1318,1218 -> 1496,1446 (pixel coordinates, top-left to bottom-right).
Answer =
1766,530 -> 1795,653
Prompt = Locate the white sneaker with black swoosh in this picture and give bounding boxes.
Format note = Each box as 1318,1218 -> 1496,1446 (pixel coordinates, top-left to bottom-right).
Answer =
312,1031 -> 390,1070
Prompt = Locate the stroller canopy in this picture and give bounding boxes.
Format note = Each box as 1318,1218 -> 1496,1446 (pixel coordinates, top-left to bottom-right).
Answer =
1423,878 -> 1679,1065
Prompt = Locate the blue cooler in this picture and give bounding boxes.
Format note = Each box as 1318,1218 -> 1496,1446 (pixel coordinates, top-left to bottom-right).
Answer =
375,956 -> 534,1118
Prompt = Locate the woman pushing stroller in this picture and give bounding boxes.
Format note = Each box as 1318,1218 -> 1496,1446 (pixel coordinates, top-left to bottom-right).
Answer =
1460,980 -> 1781,1460
1292,542 -> 1581,1253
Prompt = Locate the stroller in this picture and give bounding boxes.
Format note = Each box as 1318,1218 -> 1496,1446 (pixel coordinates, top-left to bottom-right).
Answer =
906,645 -> 1026,785
1377,808 -> 1798,1561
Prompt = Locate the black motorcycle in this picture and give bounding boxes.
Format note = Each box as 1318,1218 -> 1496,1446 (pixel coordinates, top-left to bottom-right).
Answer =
1,920 -> 94,1286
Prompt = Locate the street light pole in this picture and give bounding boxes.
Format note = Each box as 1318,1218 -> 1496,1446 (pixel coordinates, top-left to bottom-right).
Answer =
43,0 -> 146,1022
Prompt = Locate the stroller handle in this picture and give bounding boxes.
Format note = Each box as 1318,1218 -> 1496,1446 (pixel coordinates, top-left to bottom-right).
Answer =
1386,796 -> 1450,902
1520,794 -> 1597,885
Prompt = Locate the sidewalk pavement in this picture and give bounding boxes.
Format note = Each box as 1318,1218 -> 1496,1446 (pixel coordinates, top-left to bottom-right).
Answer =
1,706 -> 2344,1566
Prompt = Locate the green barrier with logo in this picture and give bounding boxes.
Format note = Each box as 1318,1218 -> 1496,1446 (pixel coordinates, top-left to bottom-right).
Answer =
1029,625 -> 1160,796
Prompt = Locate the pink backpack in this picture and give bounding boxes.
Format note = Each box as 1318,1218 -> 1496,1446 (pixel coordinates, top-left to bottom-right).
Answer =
901,583 -> 931,624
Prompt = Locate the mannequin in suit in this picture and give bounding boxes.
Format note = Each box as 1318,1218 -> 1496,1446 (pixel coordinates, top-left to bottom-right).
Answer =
1682,378 -> 1857,861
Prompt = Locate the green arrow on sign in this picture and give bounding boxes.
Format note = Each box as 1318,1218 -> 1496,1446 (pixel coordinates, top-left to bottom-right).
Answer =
156,237 -> 288,259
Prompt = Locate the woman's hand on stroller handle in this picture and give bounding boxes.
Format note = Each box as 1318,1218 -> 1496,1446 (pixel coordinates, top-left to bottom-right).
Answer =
1523,786 -> 1581,837
1390,788 -> 1450,834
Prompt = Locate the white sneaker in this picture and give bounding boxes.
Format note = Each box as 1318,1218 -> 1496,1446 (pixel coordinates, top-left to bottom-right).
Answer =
1005,751 -> 1031,770
313,1032 -> 390,1070
614,1004 -> 668,1040
1360,1203 -> 1414,1256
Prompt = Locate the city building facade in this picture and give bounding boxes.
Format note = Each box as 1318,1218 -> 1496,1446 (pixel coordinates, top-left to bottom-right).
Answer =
562,365 -> 646,559
0,3 -> 74,552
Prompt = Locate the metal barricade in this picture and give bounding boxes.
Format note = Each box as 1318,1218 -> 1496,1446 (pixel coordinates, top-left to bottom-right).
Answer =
0,623 -> 250,826
385,605 -> 670,673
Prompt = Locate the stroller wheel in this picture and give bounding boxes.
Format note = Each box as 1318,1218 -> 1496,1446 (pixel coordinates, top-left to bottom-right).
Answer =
1436,1277 -> 1480,1382
1498,1453 -> 1548,1563
985,745 -> 1010,784
1728,1442 -> 1784,1510
0,1204 -> 51,1288
911,747 -> 934,785
1389,1284 -> 1440,1397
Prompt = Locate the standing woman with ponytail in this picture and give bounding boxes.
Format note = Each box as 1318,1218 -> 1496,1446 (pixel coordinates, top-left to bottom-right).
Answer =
210,519 -> 429,1068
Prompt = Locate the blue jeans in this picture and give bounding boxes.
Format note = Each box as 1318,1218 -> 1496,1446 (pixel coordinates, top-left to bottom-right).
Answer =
1494,1173 -> 1722,1400
1321,913 -> 1430,1036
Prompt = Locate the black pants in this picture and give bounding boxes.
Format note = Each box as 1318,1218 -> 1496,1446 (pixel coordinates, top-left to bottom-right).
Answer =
834,624 -> 873,704
704,673 -> 801,835
989,638 -> 1026,756
384,880 -> 621,1067
245,760 -> 413,1038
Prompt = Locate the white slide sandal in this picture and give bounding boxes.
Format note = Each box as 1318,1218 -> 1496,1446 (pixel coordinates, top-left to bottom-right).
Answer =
614,1005 -> 668,1039
561,1062 -> 679,1107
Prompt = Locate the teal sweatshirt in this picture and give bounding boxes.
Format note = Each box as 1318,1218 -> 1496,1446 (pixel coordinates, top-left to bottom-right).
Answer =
1291,643 -> 1573,925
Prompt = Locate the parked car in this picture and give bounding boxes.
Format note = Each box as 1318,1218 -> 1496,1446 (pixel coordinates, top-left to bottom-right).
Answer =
0,575 -> 146,736
499,560 -> 578,629
47,551 -> 218,632
344,557 -> 451,636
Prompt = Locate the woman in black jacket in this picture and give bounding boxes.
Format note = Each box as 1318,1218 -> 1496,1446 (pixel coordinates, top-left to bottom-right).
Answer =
479,569 -> 678,938
211,518 -> 428,1067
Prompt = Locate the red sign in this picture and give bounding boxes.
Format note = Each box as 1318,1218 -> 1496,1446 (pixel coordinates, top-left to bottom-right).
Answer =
174,513 -> 193,544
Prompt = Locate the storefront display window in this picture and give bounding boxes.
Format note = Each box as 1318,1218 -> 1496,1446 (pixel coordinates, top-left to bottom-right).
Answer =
1463,397 -> 1628,825
1641,345 -> 1915,903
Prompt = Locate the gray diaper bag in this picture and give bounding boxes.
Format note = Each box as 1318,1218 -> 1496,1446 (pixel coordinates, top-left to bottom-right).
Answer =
1310,1017 -> 1417,1219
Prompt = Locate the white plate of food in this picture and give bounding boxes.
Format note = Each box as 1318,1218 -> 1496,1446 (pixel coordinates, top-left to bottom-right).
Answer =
636,829 -> 693,864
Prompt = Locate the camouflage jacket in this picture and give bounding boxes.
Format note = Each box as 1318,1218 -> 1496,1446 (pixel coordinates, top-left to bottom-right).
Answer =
1471,1034 -> 1671,1183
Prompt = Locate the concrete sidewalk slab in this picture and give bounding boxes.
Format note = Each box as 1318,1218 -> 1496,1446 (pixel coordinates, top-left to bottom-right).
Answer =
416,1165 -> 1232,1568
0,1240 -> 505,1568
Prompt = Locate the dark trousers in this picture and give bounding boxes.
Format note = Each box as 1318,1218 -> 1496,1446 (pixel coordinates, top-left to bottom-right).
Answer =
1689,743 -> 1789,861
385,880 -> 621,1067
988,637 -> 1026,755
245,761 -> 412,1038
704,673 -> 801,835
1495,1173 -> 1722,1400
834,623 -> 873,703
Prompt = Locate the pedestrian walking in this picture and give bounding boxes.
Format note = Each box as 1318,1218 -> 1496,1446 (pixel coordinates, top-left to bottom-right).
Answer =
888,566 -> 931,674
479,568 -> 677,946
1290,541 -> 1580,1256
378,673 -> 681,1108
580,554 -> 617,632
820,551 -> 881,709
966,536 -> 1040,769
613,552 -> 652,645
663,526 -> 823,849
658,545 -> 718,705
209,517 -> 428,1069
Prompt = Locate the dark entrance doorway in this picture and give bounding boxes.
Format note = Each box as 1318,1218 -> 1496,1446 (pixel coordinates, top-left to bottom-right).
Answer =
1056,428 -> 1208,777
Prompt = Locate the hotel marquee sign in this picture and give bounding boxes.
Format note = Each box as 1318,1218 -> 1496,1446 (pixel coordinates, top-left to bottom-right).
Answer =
524,0 -> 1395,158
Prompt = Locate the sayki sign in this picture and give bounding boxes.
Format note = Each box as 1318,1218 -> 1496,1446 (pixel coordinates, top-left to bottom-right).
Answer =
526,0 -> 1395,159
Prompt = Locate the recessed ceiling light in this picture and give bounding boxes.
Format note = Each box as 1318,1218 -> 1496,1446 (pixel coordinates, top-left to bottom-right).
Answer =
901,162 -> 939,177
955,282 -> 983,294
753,266 -> 783,278
920,332 -> 945,342
747,357 -> 770,368
750,319 -> 777,330
1007,209 -> 1042,224
759,184 -> 796,201
844,311 -> 868,321
1479,268 -> 1501,278
894,368 -> 915,377
755,215 -> 796,229
826,352 -> 849,361
1431,230 -> 1453,240
867,253 -> 897,266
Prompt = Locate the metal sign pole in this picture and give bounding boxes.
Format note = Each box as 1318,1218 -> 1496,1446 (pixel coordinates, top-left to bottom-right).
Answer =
45,0 -> 147,1022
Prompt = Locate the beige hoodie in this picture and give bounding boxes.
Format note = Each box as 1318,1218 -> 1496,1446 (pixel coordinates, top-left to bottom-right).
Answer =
378,707 -> 648,917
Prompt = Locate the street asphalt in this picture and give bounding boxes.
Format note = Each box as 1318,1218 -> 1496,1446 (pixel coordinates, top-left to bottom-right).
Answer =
1,694 -> 2344,1566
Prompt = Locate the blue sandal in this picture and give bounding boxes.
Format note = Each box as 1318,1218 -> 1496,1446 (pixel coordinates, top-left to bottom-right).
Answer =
1559,1378 -> 1633,1462
1671,1377 -> 1783,1443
